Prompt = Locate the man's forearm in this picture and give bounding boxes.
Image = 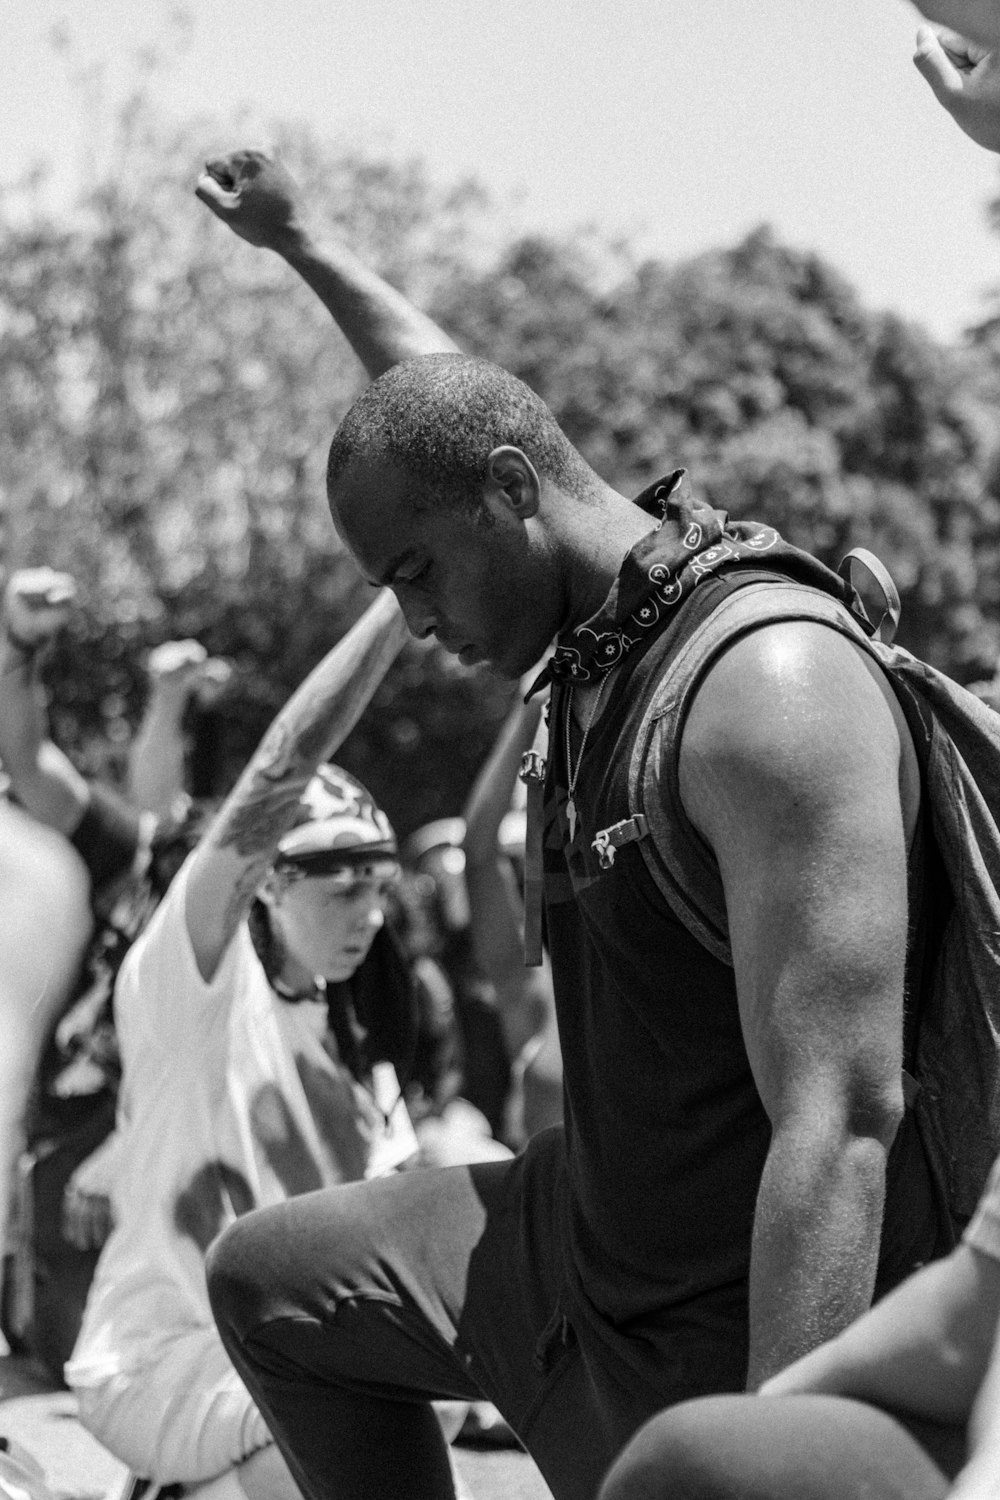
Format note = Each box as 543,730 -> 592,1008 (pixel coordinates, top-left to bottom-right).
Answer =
280,229 -> 460,380
746,1127 -> 890,1388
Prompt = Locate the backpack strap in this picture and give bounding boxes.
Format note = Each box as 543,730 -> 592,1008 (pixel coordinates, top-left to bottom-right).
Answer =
838,548 -> 901,646
628,579 -> 878,963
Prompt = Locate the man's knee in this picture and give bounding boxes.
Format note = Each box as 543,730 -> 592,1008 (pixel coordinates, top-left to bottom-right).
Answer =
206,1206 -> 284,1351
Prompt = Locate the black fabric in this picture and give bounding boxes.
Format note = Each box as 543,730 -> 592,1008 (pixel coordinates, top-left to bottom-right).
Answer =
69,782 -> 143,900
543,563 -> 949,1353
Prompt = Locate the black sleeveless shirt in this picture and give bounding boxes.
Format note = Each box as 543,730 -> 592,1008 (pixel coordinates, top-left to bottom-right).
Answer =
542,567 -> 949,1345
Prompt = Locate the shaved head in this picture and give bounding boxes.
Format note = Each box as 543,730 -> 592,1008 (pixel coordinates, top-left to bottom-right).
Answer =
326,353 -> 595,514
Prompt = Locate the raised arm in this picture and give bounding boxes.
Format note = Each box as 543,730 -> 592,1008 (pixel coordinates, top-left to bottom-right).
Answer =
0,569 -> 90,835
184,590 -> 407,983
680,623 -> 915,1388
195,150 -> 460,379
126,639 -> 231,818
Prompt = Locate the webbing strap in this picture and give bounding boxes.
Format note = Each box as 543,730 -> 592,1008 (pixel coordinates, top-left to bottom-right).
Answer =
839,548 -> 901,645
519,751 -> 546,967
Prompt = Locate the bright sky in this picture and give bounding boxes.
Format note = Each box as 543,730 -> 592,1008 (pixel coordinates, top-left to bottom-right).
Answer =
3,0 -> 999,343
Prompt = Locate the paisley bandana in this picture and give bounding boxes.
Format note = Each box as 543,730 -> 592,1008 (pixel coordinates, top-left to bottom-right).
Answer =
534,469 -> 851,688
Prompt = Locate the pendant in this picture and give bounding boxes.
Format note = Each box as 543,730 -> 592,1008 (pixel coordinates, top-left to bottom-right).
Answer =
567,795 -> 577,842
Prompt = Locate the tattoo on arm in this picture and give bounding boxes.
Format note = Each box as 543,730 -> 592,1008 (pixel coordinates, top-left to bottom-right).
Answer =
193,591 -> 405,958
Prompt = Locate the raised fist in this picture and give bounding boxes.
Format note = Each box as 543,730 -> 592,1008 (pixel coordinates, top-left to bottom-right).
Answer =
2,568 -> 76,650
195,149 -> 306,252
147,639 -> 232,707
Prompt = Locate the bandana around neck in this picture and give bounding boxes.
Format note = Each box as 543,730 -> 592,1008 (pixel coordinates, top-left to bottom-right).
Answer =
534,468 -> 849,688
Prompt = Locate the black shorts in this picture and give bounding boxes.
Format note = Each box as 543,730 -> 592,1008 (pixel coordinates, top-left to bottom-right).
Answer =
207,1127 -> 748,1500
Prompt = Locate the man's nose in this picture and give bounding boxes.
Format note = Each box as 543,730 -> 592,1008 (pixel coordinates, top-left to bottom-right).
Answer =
393,583 -> 435,640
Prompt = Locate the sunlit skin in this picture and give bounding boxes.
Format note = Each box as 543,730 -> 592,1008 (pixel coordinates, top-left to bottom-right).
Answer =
259,862 -> 399,988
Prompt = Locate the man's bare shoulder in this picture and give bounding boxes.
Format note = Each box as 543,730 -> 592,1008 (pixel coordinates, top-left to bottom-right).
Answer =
679,620 -> 907,834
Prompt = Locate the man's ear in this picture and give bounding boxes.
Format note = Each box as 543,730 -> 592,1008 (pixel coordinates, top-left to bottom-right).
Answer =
485,446 -> 540,519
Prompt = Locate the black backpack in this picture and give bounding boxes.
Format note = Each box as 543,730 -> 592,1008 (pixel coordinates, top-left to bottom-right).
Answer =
613,551 -> 1000,1225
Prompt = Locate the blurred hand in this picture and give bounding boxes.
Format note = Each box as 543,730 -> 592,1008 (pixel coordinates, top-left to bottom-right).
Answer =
914,25 -> 1000,149
147,638 -> 232,707
2,567 -> 76,649
193,654 -> 233,708
62,1131 -> 121,1249
405,1099 -> 513,1170
911,0 -> 1000,51
195,149 -> 307,252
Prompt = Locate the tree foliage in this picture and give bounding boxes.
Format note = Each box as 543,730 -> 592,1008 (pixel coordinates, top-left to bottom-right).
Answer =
1,95 -> 998,835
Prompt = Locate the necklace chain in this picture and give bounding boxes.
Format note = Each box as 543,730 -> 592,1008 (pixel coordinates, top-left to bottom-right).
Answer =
564,673 -> 611,841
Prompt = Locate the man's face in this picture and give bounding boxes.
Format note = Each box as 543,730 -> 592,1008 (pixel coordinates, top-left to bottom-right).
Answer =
329,459 -> 556,679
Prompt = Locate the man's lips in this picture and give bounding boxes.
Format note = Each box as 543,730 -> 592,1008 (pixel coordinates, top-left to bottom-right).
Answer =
435,632 -> 481,664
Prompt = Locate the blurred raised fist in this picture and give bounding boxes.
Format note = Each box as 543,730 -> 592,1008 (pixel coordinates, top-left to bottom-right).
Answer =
195,149 -> 306,252
147,639 -> 232,707
2,568 -> 76,649
914,24 -> 1000,151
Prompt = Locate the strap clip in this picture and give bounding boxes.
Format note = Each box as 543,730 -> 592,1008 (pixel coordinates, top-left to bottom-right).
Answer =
519,751 -> 547,784
592,814 -> 649,870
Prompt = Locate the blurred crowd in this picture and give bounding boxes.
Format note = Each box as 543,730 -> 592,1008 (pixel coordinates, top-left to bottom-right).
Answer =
0,565 -> 561,1410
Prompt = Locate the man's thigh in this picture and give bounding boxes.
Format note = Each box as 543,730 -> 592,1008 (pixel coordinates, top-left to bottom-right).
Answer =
208,1132 -> 576,1430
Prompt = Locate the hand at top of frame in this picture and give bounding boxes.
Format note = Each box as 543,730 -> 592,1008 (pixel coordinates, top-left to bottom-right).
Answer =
911,0 -> 1000,50
914,24 -> 1000,150
195,149 -> 308,253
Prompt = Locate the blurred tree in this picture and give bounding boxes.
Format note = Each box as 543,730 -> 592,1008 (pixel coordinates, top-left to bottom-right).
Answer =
439,224 -> 1000,679
0,93 -> 512,834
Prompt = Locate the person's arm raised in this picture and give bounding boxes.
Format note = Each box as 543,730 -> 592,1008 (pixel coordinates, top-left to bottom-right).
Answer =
195,150 -> 460,379
0,569 -> 90,836
679,622 -> 914,1388
914,24 -> 1000,151
126,639 -> 231,819
184,590 -> 407,984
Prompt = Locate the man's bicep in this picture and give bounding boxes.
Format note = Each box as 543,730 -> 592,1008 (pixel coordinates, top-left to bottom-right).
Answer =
678,622 -> 911,1129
